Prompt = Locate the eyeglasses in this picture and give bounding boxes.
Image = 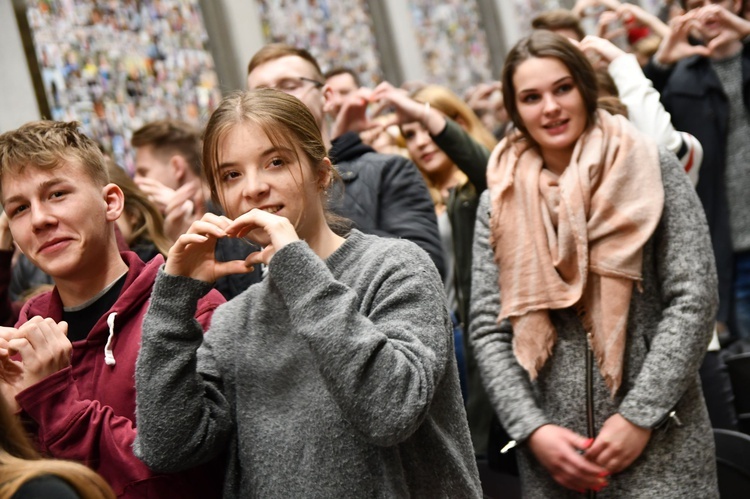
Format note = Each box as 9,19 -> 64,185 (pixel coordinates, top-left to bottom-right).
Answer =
260,77 -> 324,96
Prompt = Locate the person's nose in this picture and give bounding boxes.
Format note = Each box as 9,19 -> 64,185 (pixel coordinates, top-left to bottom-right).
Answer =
415,129 -> 432,148
31,202 -> 57,232
241,168 -> 269,201
542,93 -> 561,116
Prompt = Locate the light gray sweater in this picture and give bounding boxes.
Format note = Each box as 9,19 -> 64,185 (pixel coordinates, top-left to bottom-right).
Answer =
134,230 -> 481,498
470,149 -> 719,497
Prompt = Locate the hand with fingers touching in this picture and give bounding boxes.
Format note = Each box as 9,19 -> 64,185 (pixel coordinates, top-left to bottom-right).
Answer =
164,212 -> 253,282
0,317 -> 71,393
689,4 -> 750,50
329,87 -> 374,139
0,329 -> 25,410
655,13 -> 711,65
597,9 -> 629,45
616,2 -> 670,39
579,35 -> 628,65
163,180 -> 204,243
527,424 -> 610,493
134,177 -> 177,214
572,0 -> 621,18
585,413 -> 651,474
370,82 -> 447,136
224,209 -> 300,268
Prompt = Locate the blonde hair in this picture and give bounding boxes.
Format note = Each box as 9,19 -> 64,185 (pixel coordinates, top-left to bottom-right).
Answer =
202,89 -> 349,234
0,396 -> 115,499
412,85 -> 497,152
0,121 -> 109,200
107,161 -> 171,257
407,85 -> 498,205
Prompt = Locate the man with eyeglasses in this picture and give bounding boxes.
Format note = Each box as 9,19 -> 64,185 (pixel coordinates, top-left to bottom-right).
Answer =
246,44 -> 445,278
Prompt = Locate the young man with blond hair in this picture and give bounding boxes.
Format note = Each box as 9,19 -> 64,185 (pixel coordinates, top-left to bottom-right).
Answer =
0,120 -> 225,498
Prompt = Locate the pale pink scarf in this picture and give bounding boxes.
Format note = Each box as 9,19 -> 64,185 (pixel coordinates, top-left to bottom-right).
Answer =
487,110 -> 663,395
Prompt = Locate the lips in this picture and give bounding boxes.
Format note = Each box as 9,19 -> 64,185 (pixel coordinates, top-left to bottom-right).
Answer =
543,119 -> 569,134
38,237 -> 72,254
257,205 -> 282,215
421,152 -> 435,163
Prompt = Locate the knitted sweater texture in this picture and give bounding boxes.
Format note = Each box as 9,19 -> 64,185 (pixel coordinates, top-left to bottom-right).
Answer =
134,230 -> 481,498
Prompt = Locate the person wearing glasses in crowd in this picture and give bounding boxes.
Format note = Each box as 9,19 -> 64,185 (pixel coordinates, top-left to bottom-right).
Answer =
244,44 -> 446,278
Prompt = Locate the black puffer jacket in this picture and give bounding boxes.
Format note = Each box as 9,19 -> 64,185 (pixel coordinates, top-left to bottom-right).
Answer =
329,132 -> 445,278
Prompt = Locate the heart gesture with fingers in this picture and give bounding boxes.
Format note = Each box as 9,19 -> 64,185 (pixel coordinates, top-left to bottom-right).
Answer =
166,101 -> 345,282
0,317 -> 72,410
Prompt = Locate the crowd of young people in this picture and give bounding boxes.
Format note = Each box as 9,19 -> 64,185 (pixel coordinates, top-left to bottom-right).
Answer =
0,0 -> 748,497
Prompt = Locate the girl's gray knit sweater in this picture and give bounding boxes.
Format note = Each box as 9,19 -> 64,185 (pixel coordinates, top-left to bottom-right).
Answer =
134,230 -> 481,498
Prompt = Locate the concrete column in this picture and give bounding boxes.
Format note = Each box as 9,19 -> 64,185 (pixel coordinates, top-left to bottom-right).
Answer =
0,1 -> 42,132
372,0 -> 427,85
199,0 -> 265,92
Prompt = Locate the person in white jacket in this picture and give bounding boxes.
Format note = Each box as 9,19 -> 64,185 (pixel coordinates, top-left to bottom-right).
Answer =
578,34 -> 702,185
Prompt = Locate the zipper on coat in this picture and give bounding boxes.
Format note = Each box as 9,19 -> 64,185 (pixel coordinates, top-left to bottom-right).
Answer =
586,334 -> 596,499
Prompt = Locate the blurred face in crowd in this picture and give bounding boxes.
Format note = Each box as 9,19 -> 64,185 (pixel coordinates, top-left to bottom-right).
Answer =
324,72 -> 359,118
401,121 -> 454,182
247,56 -> 326,130
684,0 -> 741,41
133,145 -> 180,190
513,56 -> 587,174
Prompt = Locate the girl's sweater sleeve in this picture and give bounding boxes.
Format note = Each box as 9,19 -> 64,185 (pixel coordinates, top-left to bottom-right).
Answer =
268,239 -> 453,447
134,272 -> 232,472
617,149 -> 718,428
468,192 -> 549,442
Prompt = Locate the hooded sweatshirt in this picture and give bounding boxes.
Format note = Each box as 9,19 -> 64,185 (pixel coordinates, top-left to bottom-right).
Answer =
14,252 -> 226,498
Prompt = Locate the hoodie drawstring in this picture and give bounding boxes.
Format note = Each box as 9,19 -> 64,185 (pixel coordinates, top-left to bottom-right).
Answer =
104,312 -> 117,366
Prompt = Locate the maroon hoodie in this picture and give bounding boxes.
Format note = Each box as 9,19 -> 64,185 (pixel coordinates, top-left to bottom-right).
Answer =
15,252 -> 226,498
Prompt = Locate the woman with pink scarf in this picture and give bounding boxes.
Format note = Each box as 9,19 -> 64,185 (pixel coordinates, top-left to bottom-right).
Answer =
470,30 -> 719,497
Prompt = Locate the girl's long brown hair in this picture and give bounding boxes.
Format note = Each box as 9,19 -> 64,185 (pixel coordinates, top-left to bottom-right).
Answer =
0,396 -> 115,498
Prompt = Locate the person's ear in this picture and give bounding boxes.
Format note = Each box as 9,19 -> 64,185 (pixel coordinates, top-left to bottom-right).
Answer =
170,155 -> 188,184
102,183 -> 125,222
322,84 -> 334,112
317,157 -> 333,191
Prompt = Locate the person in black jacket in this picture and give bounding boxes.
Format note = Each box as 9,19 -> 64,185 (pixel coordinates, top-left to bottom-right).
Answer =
245,44 -> 445,278
644,2 -> 750,343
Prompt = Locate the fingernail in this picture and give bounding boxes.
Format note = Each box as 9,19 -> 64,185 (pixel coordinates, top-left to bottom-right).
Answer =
583,438 -> 594,448
598,471 -> 610,478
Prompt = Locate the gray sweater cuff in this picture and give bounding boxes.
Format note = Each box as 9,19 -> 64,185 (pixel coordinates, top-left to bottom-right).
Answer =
268,241 -> 328,303
149,268 -> 216,336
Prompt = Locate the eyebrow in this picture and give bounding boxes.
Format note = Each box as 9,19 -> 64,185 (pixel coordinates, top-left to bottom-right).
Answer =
518,75 -> 574,95
3,178 -> 69,206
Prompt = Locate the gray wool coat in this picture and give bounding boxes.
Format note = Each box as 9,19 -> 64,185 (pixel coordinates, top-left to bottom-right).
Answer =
470,149 -> 719,498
